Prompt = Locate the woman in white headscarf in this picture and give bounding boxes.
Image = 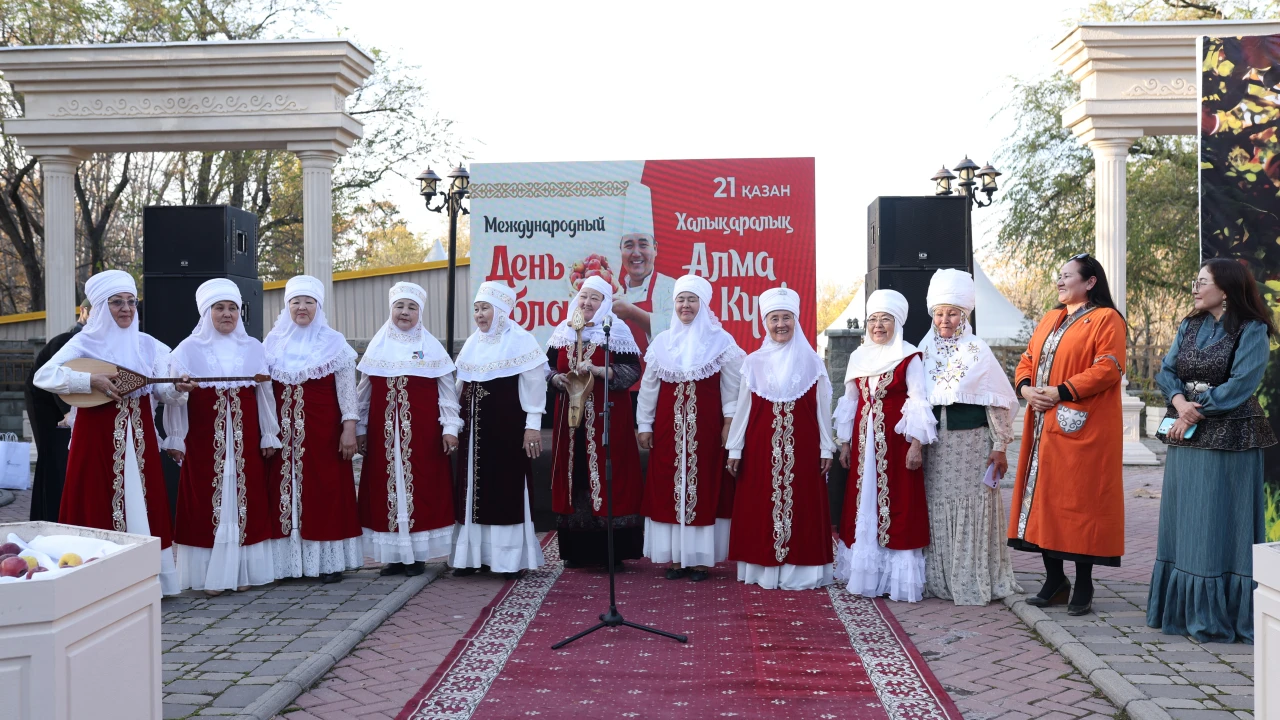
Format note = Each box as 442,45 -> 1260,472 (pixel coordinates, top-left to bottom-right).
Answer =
547,275 -> 646,569
918,269 -> 1022,605
637,274 -> 745,581
451,281 -> 549,579
263,275 -> 363,583
834,289 -> 937,603
34,269 -> 182,595
354,281 -> 461,578
724,287 -> 835,590
164,278 -> 281,595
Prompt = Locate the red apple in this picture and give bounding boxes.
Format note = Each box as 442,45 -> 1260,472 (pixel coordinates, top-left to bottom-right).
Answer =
0,542 -> 21,556
25,566 -> 47,579
0,556 -> 28,578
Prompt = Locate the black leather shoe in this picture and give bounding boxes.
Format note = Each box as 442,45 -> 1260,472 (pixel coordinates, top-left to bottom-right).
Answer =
452,567 -> 478,577
688,569 -> 710,582
1025,579 -> 1070,607
379,563 -> 405,576
1067,585 -> 1094,616
502,570 -> 525,580
404,562 -> 426,577
665,566 -> 689,580
320,571 -> 344,584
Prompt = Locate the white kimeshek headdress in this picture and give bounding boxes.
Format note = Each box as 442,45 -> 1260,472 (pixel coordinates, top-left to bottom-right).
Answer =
917,269 -> 1018,409
546,275 -> 640,354
844,289 -> 917,381
741,286 -> 827,402
170,278 -> 267,389
456,281 -> 548,382
358,281 -> 454,379
644,275 -> 743,382
263,275 -> 357,385
61,270 -> 164,396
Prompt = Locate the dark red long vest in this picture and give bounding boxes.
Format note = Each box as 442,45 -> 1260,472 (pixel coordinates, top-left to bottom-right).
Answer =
549,345 -> 644,517
174,386 -> 273,549
727,386 -> 833,568
640,373 -> 724,527
266,374 -> 361,542
61,393 -> 173,548
838,355 -> 930,551
357,375 -> 455,535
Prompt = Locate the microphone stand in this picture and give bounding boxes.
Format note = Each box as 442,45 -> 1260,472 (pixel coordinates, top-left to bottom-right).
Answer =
553,318 -> 688,649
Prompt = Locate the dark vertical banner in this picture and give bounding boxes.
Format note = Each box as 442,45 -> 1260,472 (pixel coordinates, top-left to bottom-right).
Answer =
1200,34 -> 1280,539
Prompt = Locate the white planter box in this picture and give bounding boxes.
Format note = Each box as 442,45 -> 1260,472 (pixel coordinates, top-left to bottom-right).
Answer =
1255,542 -> 1280,720
0,521 -> 162,720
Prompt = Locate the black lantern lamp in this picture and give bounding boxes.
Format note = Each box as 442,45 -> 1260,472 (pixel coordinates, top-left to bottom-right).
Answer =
931,166 -> 956,196
953,156 -> 980,195
417,162 -> 470,357
416,167 -> 442,199
447,164 -> 470,195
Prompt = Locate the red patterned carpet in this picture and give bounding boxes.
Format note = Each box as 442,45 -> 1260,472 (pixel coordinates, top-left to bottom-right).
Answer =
398,536 -> 959,720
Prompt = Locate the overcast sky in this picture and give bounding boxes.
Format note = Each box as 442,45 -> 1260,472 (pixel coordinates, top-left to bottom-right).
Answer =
323,0 -> 1088,282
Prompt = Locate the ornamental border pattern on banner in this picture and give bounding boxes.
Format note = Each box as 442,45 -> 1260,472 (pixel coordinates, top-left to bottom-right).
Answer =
469,180 -> 629,199
405,541 -> 565,720
827,585 -> 958,720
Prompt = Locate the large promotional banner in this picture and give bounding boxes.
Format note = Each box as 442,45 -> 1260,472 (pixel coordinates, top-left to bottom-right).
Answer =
469,158 -> 817,358
1200,35 -> 1280,539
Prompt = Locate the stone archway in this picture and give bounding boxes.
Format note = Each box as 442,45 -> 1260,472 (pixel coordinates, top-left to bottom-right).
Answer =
0,39 -> 374,336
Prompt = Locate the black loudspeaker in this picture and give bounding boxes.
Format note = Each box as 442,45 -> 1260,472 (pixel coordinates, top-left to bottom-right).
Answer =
868,196 -> 969,269
865,268 -> 944,346
141,275 -> 264,348
143,205 -> 258,277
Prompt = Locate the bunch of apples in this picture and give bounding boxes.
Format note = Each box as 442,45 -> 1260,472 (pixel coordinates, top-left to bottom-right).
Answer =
0,541 -> 94,580
568,253 -> 623,295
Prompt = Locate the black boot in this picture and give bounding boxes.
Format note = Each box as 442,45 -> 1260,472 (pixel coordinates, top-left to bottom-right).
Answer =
1026,555 -> 1070,607
379,562 -> 406,576
1068,562 -> 1094,616
320,571 -> 344,584
404,561 -> 426,577
452,566 -> 478,577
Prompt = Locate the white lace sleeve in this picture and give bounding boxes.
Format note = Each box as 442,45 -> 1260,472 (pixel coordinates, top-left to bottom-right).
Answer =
150,341 -> 187,406
894,356 -> 938,445
257,382 -> 282,449
335,363 -> 359,423
817,373 -> 835,459
986,404 -> 1014,453
355,374 -> 372,436
725,379 -> 753,459
162,397 -> 188,453
719,354 -> 744,418
33,340 -> 91,395
438,372 -> 463,436
519,366 -> 547,430
635,363 -> 660,433
833,381 -> 859,444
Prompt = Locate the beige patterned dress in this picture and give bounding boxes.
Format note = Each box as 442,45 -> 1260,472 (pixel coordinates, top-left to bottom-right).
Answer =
922,405 -> 1022,605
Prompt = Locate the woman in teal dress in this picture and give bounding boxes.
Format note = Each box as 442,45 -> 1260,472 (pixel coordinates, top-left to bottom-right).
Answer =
1147,258 -> 1277,644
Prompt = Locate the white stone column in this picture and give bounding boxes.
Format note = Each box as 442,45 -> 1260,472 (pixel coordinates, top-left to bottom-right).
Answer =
1089,137 -> 1157,465
38,154 -> 82,340
296,149 -> 340,306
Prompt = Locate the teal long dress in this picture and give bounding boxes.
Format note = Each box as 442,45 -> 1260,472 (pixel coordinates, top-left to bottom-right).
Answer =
1146,315 -> 1272,644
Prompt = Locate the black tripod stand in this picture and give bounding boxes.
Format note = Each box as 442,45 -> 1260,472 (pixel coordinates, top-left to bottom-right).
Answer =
552,318 -> 688,649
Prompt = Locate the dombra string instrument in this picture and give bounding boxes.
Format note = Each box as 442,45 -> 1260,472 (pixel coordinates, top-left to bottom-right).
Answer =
59,358 -> 269,408
565,308 -> 595,428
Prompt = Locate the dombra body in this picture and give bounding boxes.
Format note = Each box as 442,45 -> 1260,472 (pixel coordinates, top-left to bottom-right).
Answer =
59,358 -> 268,408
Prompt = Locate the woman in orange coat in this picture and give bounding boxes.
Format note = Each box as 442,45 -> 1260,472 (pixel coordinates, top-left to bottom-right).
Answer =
1009,254 -> 1125,616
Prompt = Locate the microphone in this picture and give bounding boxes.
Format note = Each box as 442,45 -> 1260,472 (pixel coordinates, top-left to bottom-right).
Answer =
602,314 -> 612,335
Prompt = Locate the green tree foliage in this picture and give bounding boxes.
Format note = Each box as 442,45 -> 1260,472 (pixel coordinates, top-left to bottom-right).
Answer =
0,0 -> 462,313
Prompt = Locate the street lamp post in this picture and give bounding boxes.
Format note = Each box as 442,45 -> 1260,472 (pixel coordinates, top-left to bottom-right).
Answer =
929,156 -> 1002,329
416,164 -> 470,357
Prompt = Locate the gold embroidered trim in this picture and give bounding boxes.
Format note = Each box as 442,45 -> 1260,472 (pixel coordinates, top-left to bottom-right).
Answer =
672,381 -> 700,525
231,390 -> 247,545
383,378 -> 398,532
277,385 -> 294,534
469,383 -> 490,523
398,377 -> 415,531
769,400 -> 796,563
110,401 -> 129,532
212,390 -> 228,537
130,397 -> 147,507
854,371 -> 893,547
586,390 -> 601,511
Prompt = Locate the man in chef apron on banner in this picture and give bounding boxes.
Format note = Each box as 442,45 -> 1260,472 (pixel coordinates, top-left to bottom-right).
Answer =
612,182 -> 676,390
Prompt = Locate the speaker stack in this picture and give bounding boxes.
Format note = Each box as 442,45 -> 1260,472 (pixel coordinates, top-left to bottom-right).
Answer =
865,196 -> 971,345
141,205 -> 263,346
141,205 -> 262,517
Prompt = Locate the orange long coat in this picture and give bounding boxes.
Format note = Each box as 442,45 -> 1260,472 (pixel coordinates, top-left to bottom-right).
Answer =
1008,306 -> 1126,560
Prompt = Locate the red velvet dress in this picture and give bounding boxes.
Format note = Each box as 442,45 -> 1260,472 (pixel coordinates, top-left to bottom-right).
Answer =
62,393 -> 174,549
728,387 -> 833,568
267,373 -> 363,576
173,385 -> 276,590
549,345 -> 645,565
839,357 -> 930,551
357,375 -> 455,563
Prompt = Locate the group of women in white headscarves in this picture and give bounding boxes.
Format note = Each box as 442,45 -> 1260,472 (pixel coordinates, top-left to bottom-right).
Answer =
35,266 -> 1019,603
834,270 -> 1022,604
